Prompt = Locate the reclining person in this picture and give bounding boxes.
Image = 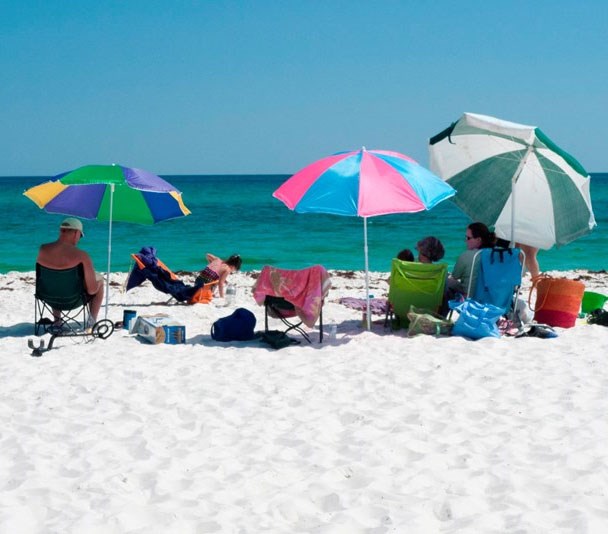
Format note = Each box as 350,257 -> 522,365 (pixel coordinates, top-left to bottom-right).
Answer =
37,218 -> 104,325
127,249 -> 242,303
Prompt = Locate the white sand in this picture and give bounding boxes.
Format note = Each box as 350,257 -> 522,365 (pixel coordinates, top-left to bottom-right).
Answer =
1,269 -> 608,533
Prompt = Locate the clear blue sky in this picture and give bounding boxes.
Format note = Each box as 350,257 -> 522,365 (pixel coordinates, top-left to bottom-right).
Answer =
2,0 -> 607,175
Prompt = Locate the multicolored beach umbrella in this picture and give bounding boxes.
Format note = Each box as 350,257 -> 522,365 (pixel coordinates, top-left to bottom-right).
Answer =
429,112 -> 596,250
273,148 -> 455,329
24,164 -> 191,317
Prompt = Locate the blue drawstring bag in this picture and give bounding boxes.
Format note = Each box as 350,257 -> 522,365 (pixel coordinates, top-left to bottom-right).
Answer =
449,298 -> 505,339
211,308 -> 257,341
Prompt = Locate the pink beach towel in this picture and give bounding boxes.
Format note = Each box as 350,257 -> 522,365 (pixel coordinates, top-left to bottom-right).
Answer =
253,265 -> 331,327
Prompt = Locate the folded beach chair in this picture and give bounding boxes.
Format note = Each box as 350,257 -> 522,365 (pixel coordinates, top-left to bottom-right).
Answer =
34,262 -> 91,336
468,246 -> 525,317
385,260 -> 448,329
252,265 -> 331,343
125,246 -> 216,304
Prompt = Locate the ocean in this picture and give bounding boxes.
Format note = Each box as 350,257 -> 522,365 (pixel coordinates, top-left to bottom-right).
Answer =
1,173 -> 606,274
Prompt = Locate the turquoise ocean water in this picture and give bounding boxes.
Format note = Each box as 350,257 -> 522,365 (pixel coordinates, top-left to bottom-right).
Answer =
1,173 -> 606,274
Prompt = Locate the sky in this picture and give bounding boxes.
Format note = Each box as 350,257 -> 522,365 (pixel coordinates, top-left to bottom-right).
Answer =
2,0 -> 607,176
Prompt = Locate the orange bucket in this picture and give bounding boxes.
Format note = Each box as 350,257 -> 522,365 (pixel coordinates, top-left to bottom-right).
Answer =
530,275 -> 585,328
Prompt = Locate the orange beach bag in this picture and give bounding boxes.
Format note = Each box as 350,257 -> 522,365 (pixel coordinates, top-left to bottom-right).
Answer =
529,275 -> 585,328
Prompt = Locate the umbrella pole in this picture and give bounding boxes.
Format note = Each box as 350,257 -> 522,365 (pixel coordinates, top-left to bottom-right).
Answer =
104,183 -> 115,319
363,217 -> 371,330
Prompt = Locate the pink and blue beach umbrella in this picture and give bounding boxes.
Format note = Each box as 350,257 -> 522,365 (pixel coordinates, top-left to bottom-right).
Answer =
274,148 -> 455,217
24,164 -> 191,318
273,148 -> 455,328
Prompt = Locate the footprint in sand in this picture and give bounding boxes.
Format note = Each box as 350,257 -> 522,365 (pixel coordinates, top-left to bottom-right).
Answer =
433,499 -> 453,521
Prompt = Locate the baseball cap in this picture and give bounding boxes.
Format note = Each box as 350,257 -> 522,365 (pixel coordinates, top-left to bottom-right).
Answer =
60,217 -> 84,237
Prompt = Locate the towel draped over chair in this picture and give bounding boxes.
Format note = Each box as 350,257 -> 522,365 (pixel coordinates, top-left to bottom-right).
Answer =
253,265 -> 331,328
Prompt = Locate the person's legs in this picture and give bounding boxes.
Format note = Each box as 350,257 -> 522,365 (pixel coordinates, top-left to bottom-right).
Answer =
518,244 -> 540,279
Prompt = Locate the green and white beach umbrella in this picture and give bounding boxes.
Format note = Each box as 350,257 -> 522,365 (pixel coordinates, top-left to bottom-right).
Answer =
429,112 -> 596,250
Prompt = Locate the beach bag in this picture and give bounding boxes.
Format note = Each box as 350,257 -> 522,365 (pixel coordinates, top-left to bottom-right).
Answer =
406,306 -> 453,337
211,308 -> 257,341
449,298 -> 504,340
529,275 -> 584,328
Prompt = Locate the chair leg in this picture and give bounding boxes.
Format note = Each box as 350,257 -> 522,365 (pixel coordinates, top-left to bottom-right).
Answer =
319,306 -> 323,343
384,303 -> 393,329
281,318 -> 311,343
267,302 -> 312,343
34,298 -> 41,335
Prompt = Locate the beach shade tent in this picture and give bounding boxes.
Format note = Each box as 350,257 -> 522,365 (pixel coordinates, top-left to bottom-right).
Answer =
273,148 -> 456,329
428,112 -> 596,250
23,164 -> 191,318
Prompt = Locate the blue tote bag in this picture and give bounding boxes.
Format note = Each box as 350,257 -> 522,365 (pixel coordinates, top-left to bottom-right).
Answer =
449,298 -> 505,339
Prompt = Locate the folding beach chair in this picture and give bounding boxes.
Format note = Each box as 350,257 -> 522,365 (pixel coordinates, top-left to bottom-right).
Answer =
385,260 -> 448,329
468,246 -> 525,319
31,263 -> 113,354
126,246 -> 217,304
252,265 -> 331,343
34,262 -> 91,336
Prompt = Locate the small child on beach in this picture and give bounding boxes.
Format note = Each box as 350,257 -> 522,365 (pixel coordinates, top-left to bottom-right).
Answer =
397,249 -> 414,262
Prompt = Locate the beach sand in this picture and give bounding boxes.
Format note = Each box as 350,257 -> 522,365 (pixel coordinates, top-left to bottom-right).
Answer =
1,269 -> 607,533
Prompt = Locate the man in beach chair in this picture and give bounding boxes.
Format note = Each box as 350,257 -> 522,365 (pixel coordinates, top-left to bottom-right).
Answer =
36,218 -> 105,327
385,259 -> 448,329
252,265 -> 331,343
125,246 -> 217,304
468,245 -> 525,319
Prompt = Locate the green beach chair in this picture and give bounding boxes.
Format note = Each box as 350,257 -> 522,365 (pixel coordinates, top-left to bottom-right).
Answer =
385,259 -> 448,329
34,262 -> 91,336
31,263 -> 114,355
